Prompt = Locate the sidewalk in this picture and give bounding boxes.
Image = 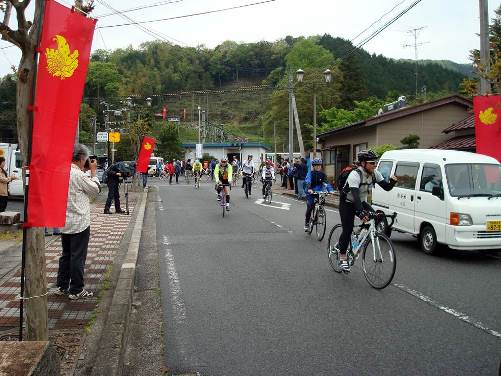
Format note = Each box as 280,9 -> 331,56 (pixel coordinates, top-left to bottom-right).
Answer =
0,190 -> 141,373
276,186 -> 340,208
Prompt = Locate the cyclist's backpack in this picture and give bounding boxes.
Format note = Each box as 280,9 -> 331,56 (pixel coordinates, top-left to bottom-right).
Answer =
337,165 -> 362,193
102,168 -> 110,184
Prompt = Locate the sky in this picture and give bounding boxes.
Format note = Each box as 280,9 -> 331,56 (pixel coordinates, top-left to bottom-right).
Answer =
0,0 -> 499,78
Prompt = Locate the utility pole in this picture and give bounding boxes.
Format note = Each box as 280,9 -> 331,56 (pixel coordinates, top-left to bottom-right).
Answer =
313,92 -> 317,157
404,27 -> 428,98
479,0 -> 491,94
288,73 -> 294,161
93,117 -> 97,155
273,122 -> 277,156
197,106 -> 201,144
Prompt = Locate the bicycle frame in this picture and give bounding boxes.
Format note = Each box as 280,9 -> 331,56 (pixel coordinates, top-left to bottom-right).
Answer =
350,219 -> 391,264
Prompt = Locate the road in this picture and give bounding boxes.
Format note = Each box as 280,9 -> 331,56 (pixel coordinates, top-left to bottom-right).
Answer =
151,179 -> 501,375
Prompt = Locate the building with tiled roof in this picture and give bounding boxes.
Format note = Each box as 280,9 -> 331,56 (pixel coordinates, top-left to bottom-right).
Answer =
431,113 -> 475,152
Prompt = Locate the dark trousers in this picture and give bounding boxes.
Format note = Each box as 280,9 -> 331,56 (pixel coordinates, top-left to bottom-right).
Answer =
169,174 -> 173,184
105,182 -> 121,211
141,173 -> 148,188
288,176 -> 294,190
338,200 -> 374,254
262,179 -> 272,195
0,196 -> 7,212
294,177 -> 298,195
57,226 -> 90,294
281,174 -> 287,188
175,173 -> 179,183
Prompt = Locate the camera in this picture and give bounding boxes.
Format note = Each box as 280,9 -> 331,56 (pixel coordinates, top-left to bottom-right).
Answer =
84,155 -> 97,169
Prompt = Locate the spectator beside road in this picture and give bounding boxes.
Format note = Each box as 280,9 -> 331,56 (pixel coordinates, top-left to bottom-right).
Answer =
296,158 -> 308,199
141,172 -> 148,188
55,144 -> 100,299
281,160 -> 289,188
165,160 -> 175,185
175,160 -> 182,183
210,159 -> 217,181
288,160 -> 295,190
104,162 -> 124,214
0,156 -> 17,212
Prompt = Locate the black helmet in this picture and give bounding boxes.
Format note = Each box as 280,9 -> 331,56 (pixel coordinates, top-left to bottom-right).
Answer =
357,150 -> 378,162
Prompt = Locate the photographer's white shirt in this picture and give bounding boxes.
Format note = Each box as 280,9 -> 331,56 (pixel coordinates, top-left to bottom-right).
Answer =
63,164 -> 100,234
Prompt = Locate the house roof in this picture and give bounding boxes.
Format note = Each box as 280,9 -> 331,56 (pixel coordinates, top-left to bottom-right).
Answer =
431,135 -> 476,150
443,114 -> 474,134
318,95 -> 472,139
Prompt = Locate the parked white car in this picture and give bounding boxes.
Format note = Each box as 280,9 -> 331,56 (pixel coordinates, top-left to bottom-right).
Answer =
0,143 -> 23,197
372,149 -> 501,253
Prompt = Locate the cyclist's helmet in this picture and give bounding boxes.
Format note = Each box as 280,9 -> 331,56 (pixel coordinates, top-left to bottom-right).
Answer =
220,157 -> 228,162
312,158 -> 323,166
195,159 -> 200,163
357,149 -> 378,162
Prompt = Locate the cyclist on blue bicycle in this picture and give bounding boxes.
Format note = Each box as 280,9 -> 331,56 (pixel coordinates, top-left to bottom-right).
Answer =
336,150 -> 397,272
304,158 -> 333,231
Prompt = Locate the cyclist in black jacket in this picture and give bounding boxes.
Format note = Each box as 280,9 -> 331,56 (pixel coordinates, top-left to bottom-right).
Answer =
336,150 -> 397,272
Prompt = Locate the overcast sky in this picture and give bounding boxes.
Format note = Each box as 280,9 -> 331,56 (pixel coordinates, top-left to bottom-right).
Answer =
0,0 -> 499,78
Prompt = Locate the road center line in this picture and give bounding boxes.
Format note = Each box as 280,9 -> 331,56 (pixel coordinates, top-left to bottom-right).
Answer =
393,283 -> 501,339
164,248 -> 187,324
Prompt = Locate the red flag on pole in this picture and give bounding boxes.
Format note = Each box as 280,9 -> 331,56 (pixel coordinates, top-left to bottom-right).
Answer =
136,137 -> 156,173
162,107 -> 168,120
474,95 -> 501,162
25,0 -> 96,227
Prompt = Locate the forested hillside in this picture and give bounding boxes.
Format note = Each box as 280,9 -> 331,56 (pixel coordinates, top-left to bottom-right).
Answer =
0,34 -> 466,150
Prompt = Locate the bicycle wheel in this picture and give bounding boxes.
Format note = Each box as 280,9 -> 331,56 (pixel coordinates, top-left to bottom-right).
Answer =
307,208 -> 315,235
362,232 -> 396,289
265,188 -> 272,204
327,224 -> 343,273
315,206 -> 327,241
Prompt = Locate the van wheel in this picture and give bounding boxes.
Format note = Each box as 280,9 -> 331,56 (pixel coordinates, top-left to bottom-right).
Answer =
420,225 -> 438,255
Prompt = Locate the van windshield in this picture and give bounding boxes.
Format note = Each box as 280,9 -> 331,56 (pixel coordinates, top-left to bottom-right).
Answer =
445,163 -> 501,198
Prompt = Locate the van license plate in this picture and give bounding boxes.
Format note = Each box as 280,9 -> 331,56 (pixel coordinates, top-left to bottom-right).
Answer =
486,221 -> 501,231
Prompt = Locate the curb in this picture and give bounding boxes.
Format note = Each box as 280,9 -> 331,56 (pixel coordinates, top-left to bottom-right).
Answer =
280,191 -> 340,209
91,189 -> 148,376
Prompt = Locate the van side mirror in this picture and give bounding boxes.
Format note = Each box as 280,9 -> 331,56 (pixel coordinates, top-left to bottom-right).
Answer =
432,186 -> 444,200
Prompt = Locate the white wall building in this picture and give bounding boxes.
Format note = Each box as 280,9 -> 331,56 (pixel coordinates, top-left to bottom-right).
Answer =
181,142 -> 270,163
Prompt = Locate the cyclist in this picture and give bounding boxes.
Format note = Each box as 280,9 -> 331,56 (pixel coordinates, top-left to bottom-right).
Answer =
214,157 -> 233,211
192,159 -> 203,186
241,155 -> 255,194
304,158 -> 333,231
261,159 -> 275,199
336,150 -> 398,272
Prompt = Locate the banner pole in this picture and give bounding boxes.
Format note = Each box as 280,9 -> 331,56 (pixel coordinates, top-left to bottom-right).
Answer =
20,0 -> 46,342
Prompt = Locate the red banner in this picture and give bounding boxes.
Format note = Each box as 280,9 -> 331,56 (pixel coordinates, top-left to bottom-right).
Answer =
474,95 -> 501,162
25,0 -> 96,227
162,107 -> 168,120
136,137 -> 156,173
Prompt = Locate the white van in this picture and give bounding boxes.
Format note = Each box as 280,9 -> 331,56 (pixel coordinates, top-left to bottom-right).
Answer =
148,156 -> 164,176
0,143 -> 23,197
372,149 -> 501,254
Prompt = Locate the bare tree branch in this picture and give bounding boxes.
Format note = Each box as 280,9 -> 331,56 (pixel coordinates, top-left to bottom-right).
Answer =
0,18 -> 22,48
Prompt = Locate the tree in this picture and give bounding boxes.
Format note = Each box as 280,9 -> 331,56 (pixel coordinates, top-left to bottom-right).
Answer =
400,134 -> 420,149
157,125 -> 183,161
370,144 -> 397,156
319,97 -> 384,132
0,0 -> 95,341
285,38 -> 334,70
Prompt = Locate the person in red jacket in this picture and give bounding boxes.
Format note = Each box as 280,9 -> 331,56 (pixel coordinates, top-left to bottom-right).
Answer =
165,161 -> 175,185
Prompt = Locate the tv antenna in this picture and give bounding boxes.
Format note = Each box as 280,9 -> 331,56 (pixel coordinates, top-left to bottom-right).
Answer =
403,26 -> 429,98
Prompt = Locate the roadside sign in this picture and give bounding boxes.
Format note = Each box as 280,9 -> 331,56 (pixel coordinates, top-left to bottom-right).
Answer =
196,143 -> 203,159
108,132 -> 121,143
168,116 -> 180,122
97,132 -> 108,142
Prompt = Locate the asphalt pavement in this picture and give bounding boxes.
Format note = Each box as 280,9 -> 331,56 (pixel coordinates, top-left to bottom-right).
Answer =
151,178 -> 501,376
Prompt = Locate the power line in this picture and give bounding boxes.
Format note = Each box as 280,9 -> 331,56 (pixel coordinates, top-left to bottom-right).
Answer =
95,0 -> 185,18
96,0 -> 185,45
342,0 -> 424,59
97,0 -> 277,29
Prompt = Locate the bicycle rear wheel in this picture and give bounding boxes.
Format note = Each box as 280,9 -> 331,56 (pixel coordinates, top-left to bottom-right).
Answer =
315,206 -> 327,241
266,189 -> 272,204
327,224 -> 343,273
362,232 -> 396,289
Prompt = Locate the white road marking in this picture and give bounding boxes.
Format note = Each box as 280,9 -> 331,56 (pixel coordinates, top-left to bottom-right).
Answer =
278,193 -> 339,213
270,221 -> 283,228
393,283 -> 501,339
164,248 -> 187,324
255,198 -> 291,211
162,235 -> 170,246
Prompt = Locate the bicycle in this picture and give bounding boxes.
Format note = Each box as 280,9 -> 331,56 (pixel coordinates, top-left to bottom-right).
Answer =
193,171 -> 201,189
201,169 -> 211,183
306,191 -> 328,241
327,212 -> 397,289
242,173 -> 253,198
232,171 -> 240,187
184,170 -> 192,184
262,178 -> 273,204
218,183 -> 231,217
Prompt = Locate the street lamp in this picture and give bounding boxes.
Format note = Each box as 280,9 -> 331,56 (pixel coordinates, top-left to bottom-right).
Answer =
146,97 -> 152,107
297,68 -> 332,157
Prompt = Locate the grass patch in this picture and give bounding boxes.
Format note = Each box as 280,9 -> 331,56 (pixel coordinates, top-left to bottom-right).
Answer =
0,230 -> 22,242
84,265 -> 113,333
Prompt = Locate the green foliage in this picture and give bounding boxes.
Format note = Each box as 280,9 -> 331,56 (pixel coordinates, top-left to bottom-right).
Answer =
78,103 -> 97,147
157,125 -> 183,161
85,61 -> 122,98
400,134 -> 420,149
319,97 -> 384,131
285,38 -> 334,69
370,144 -> 397,157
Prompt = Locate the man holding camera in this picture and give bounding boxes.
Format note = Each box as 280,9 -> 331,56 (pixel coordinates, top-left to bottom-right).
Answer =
56,144 -> 100,299
104,162 -> 124,214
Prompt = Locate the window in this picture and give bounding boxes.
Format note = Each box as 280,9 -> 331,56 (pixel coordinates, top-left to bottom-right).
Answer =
353,143 -> 368,160
15,152 -> 23,169
420,164 -> 443,193
324,150 -> 335,165
377,161 -> 394,182
445,164 -> 501,197
395,163 -> 419,190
